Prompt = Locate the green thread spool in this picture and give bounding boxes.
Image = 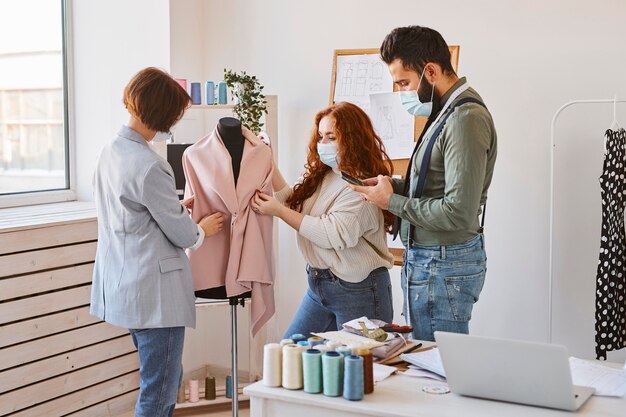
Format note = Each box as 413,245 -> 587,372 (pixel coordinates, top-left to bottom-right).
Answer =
204,376 -> 216,400
336,346 -> 352,357
302,349 -> 322,394
322,351 -> 343,397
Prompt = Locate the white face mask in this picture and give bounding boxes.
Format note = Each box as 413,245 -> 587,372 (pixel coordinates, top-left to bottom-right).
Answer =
317,142 -> 340,170
398,66 -> 435,117
152,131 -> 173,143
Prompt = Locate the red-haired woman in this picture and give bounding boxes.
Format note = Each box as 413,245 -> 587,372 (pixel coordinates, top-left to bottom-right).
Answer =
252,101 -> 394,337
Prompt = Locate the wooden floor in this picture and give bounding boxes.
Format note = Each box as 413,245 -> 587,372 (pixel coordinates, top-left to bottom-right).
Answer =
119,402 -> 250,417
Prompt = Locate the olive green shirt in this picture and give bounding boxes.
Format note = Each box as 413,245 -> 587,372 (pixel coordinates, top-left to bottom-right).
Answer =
388,77 -> 497,246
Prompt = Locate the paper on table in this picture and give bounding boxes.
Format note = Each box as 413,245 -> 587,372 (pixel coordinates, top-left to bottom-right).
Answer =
400,348 -> 446,377
402,366 -> 447,382
312,330 -> 384,349
343,316 -> 379,331
569,357 -> 626,397
373,363 -> 397,383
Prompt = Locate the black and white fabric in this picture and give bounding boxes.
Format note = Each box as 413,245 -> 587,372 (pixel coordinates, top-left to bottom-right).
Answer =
595,127 -> 626,360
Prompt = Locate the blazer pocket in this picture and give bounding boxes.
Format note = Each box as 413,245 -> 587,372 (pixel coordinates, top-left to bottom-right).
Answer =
159,256 -> 185,273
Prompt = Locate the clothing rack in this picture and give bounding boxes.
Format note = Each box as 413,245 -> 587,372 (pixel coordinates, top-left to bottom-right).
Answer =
548,97 -> 626,343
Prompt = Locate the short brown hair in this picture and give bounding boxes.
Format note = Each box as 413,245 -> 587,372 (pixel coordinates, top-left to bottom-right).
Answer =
123,67 -> 191,132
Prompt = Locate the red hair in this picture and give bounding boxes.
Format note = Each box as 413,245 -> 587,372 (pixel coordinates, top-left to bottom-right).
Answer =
286,102 -> 395,229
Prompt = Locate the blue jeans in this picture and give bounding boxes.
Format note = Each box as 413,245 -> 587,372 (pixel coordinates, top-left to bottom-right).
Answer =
402,235 -> 486,341
284,266 -> 393,338
129,327 -> 185,417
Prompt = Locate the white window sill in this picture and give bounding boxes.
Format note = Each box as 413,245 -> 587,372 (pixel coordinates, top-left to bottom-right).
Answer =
0,189 -> 77,209
0,200 -> 96,233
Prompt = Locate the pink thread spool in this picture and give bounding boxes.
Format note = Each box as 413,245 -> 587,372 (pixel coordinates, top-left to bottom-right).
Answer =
188,379 -> 200,403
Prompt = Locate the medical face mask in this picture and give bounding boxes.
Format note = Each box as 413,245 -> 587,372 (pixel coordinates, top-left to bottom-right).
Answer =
317,142 -> 340,170
152,131 -> 173,143
398,67 -> 435,117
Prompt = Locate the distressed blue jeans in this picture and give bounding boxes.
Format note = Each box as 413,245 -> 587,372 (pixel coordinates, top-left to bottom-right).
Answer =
284,266 -> 393,338
401,235 -> 486,341
129,327 -> 185,417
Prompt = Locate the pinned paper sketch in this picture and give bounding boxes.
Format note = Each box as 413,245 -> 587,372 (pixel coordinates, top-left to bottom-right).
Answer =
334,54 -> 393,112
369,92 -> 415,160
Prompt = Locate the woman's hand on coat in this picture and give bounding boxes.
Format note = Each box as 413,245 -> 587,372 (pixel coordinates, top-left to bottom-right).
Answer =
199,212 -> 224,237
251,192 -> 283,217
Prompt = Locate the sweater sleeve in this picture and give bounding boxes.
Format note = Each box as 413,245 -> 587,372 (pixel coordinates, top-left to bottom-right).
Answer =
298,189 -> 379,250
274,184 -> 293,205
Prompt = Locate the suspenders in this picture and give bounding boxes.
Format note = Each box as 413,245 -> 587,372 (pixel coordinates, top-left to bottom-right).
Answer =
406,97 -> 487,247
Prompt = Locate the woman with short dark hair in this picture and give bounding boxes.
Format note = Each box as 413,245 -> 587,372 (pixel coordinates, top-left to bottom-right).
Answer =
91,67 -> 223,417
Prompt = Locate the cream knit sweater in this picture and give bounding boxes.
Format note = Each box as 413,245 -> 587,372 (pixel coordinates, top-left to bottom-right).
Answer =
275,171 -> 393,282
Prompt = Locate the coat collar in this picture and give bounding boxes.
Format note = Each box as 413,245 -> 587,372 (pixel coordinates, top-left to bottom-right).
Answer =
118,125 -> 149,146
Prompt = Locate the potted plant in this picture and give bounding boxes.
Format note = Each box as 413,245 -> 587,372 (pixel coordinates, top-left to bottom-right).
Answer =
223,69 -> 268,134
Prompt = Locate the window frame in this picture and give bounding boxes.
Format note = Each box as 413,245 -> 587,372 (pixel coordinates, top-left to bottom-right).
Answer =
0,0 -> 75,208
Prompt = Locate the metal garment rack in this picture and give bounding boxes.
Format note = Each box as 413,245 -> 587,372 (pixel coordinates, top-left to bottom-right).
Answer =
548,97 -> 626,343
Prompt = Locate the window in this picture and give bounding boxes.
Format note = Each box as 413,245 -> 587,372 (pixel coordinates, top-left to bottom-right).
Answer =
0,0 -> 70,202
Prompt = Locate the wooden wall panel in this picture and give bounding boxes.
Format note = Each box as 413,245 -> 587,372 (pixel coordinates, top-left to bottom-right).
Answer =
0,241 -> 96,278
0,306 -> 99,349
0,263 -> 94,302
0,210 -> 136,417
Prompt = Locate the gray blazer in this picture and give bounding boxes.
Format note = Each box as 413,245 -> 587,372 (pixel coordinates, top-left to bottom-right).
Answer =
91,125 -> 199,329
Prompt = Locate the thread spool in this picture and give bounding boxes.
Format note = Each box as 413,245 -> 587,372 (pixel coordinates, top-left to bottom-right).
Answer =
315,344 -> 329,354
336,346 -> 352,357
343,355 -> 364,401
177,380 -> 186,403
282,344 -> 303,390
205,81 -> 215,105
290,333 -> 307,344
204,376 -> 216,400
188,379 -> 200,403
175,79 -> 187,92
302,349 -> 322,394
280,338 -> 294,346
326,341 -> 342,351
356,348 -> 374,394
322,351 -> 343,397
297,340 -> 309,349
308,336 -> 323,347
225,375 -> 232,399
263,343 -> 282,387
217,81 -> 228,104
190,82 -> 201,105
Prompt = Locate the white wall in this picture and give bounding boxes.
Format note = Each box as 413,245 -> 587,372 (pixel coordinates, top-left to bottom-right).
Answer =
72,0 -> 171,201
185,0 -> 626,360
72,0 -> 626,362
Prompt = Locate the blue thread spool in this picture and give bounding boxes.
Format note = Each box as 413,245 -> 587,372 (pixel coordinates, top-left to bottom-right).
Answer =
205,81 -> 215,105
217,81 -> 227,104
343,355 -> 364,401
302,349 -> 322,394
308,336 -> 323,347
190,82 -> 201,105
225,375 -> 232,399
297,340 -> 309,348
322,351 -> 343,397
290,333 -> 307,344
336,346 -> 352,357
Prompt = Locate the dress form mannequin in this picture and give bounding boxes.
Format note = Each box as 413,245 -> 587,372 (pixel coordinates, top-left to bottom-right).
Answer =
195,117 -> 252,300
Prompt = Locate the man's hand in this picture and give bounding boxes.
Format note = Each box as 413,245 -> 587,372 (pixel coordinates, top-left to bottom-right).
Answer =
350,175 -> 394,210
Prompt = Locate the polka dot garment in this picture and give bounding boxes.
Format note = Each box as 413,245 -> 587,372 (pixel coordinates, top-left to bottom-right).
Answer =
595,128 -> 626,360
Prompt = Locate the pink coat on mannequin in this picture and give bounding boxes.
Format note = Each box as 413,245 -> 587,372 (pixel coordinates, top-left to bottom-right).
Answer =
182,127 -> 274,335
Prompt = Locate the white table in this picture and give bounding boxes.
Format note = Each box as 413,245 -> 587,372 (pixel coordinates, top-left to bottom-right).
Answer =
244,364 -> 625,417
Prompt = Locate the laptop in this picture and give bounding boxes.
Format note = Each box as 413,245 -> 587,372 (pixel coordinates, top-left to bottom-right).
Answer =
434,331 -> 595,411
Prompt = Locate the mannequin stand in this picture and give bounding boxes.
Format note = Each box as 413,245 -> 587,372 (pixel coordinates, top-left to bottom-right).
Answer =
229,296 -> 247,417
